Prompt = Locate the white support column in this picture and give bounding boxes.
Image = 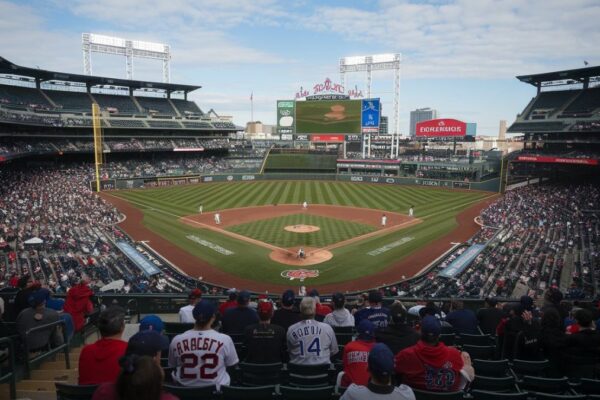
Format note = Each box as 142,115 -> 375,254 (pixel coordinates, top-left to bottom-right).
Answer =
82,33 -> 92,75
394,61 -> 401,139
125,40 -> 134,80
367,135 -> 371,158
366,64 -> 372,99
362,135 -> 367,158
163,45 -> 171,83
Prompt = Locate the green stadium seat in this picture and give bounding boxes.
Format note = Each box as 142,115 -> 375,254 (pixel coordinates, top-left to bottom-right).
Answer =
279,385 -> 335,400
440,334 -> 457,346
462,345 -> 495,360
532,394 -> 585,400
238,362 -> 283,386
472,359 -> 511,377
412,388 -> 465,400
458,334 -> 495,346
471,375 -> 517,392
285,363 -> 334,387
470,390 -> 528,400
520,376 -> 573,395
510,359 -> 550,379
221,384 -> 277,400
163,383 -> 218,400
55,382 -> 99,400
574,378 -> 600,395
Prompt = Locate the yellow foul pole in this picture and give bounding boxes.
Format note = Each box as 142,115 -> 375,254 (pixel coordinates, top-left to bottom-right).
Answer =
92,103 -> 103,192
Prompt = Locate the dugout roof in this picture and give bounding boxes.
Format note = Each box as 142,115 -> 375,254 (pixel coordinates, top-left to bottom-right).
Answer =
517,65 -> 600,87
0,56 -> 200,93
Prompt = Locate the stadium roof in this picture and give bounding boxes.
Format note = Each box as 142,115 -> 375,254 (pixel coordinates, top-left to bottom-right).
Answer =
0,56 -> 201,93
517,65 -> 600,87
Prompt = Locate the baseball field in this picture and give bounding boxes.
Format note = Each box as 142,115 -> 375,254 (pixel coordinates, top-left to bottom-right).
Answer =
102,181 -> 496,292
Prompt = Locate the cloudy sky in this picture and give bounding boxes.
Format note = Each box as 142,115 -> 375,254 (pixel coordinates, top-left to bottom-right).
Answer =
1,0 -> 598,135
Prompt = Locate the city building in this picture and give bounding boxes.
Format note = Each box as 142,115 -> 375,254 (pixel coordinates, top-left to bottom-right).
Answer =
409,108 -> 438,137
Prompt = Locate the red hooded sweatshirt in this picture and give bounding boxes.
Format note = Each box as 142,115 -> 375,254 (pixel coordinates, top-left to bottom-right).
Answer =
64,283 -> 94,332
395,340 -> 464,392
78,338 -> 127,385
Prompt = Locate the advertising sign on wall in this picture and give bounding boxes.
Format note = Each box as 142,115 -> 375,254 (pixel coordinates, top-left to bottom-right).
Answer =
277,100 -> 295,134
310,134 -> 345,142
416,118 -> 466,138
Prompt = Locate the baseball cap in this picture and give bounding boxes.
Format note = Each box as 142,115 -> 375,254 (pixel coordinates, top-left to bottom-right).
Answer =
520,295 -> 534,311
357,319 -> 375,340
126,330 -> 169,357
193,300 -> 217,323
139,315 -> 164,333
368,343 -> 395,377
421,316 -> 442,337
332,292 -> 345,309
188,288 -> 202,299
227,288 -> 238,300
258,301 -> 274,320
389,302 -> 407,324
237,290 -> 251,304
28,288 -> 50,307
308,289 -> 319,297
368,290 -> 383,304
281,289 -> 295,306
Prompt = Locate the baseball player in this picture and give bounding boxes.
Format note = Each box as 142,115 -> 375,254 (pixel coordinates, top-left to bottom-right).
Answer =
169,299 -> 238,389
381,214 -> 387,227
214,212 -> 221,225
409,206 -> 414,217
198,204 -> 203,214
287,297 -> 338,365
302,201 -> 308,209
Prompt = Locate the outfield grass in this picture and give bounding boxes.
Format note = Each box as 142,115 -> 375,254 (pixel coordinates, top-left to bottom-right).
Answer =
111,181 -> 492,286
227,213 -> 375,248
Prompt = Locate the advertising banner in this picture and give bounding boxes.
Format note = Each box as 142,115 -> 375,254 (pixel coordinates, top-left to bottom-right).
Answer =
438,244 -> 486,278
416,118 -> 466,138
277,100 -> 295,134
361,99 -> 380,133
516,155 -> 599,165
310,134 -> 345,142
116,241 -> 161,277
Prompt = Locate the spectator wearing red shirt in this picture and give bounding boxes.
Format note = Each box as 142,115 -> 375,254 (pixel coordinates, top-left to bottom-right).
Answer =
309,289 -> 332,322
79,306 -> 127,385
341,319 -> 377,388
64,279 -> 94,332
219,289 -> 238,317
395,316 -> 474,392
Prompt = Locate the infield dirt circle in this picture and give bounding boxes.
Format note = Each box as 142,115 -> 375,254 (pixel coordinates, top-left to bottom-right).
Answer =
269,247 -> 333,266
284,224 -> 320,233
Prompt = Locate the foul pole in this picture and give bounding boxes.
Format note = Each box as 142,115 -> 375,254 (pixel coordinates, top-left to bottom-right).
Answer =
92,103 -> 104,192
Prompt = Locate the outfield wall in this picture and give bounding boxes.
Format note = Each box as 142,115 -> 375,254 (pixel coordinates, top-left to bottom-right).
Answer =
95,173 -> 500,192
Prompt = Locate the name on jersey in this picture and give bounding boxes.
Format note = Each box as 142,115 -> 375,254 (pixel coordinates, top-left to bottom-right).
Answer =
290,325 -> 322,340
347,351 -> 369,363
175,337 -> 224,356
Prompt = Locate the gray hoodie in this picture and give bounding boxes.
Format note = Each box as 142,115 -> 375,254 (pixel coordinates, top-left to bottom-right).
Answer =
324,308 -> 355,327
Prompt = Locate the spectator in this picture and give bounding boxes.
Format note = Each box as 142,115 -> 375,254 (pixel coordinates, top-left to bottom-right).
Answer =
540,307 -> 567,377
309,289 -> 332,322
287,297 -> 338,365
375,301 -> 419,355
271,289 -> 301,331
45,291 -> 74,342
324,292 -> 355,327
341,343 -> 415,400
341,320 -> 377,388
169,299 -> 238,388
92,330 -> 174,400
354,290 -> 390,329
477,298 -> 504,335
395,316 -> 474,392
445,300 -> 478,335
243,301 -> 286,363
221,290 -> 259,335
13,275 -> 37,318
79,306 -> 127,385
16,288 -> 63,352
564,309 -> 600,359
501,297 -> 542,360
64,278 -> 94,333
219,289 -> 238,317
178,289 -> 202,323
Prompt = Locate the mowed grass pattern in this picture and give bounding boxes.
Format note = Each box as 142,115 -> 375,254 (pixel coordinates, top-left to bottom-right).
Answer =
111,181 -> 493,286
227,213 -> 375,248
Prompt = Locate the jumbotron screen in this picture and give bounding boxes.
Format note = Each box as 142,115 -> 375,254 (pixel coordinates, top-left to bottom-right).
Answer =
296,100 -> 361,134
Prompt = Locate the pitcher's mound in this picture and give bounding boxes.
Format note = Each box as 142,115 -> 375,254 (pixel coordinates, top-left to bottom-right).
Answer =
284,224 -> 320,233
270,247 -> 333,266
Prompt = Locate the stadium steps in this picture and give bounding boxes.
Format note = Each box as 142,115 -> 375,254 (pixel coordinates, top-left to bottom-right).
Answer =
130,96 -> 144,113
553,91 -> 583,118
14,346 -> 81,400
560,251 -> 575,292
38,90 -> 57,108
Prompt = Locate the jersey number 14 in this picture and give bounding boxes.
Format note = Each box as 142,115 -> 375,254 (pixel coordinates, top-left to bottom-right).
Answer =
299,337 -> 321,357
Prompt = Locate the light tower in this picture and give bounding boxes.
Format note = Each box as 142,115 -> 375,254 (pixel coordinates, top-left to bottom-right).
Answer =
82,33 -> 171,83
340,53 -> 402,157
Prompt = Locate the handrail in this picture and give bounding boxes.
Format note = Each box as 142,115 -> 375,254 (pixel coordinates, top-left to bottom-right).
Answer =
0,336 -> 16,399
24,319 -> 70,378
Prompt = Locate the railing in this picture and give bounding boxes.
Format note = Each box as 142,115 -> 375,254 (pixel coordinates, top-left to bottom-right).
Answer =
0,337 -> 16,399
24,319 -> 70,378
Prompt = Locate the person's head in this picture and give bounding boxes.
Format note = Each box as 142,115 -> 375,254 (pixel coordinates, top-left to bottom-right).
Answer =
544,288 -> 563,307
368,343 -> 396,385
281,289 -> 295,309
541,307 -> 561,330
485,297 -> 498,308
28,288 -> 50,309
575,308 -> 594,329
368,290 -> 382,306
357,319 -> 375,341
309,289 -> 320,304
17,274 -> 31,289
188,288 -> 202,305
116,355 -> 163,400
227,289 -> 238,301
126,330 -> 169,364
520,295 -> 534,312
193,299 -> 217,329
332,292 -> 345,310
98,306 -> 126,338
389,301 -> 408,325
139,315 -> 164,334
420,316 -> 442,345
237,290 -> 251,306
258,301 -> 274,322
300,296 -> 316,319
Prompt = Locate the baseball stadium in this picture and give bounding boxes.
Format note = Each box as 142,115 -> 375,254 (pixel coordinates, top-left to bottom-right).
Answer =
0,6 -> 600,399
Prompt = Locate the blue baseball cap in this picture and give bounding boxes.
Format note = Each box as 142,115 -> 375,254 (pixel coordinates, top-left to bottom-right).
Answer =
126,330 -> 169,357
357,319 -> 375,340
368,343 -> 395,377
28,288 -> 50,307
420,316 -> 442,337
193,299 -> 217,323
281,289 -> 295,306
237,290 -> 251,304
139,315 -> 164,333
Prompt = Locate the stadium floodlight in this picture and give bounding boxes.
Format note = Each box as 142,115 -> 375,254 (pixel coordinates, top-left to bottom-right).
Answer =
340,53 -> 402,157
82,33 -> 171,83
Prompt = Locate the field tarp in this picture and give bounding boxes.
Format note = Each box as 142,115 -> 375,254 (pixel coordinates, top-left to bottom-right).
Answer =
438,243 -> 486,279
115,241 -> 161,277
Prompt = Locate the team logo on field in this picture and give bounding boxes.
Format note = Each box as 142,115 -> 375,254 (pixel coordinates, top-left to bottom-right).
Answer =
281,269 -> 320,281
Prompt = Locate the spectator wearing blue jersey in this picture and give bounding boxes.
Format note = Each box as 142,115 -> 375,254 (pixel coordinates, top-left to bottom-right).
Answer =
445,301 -> 478,335
354,290 -> 390,330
